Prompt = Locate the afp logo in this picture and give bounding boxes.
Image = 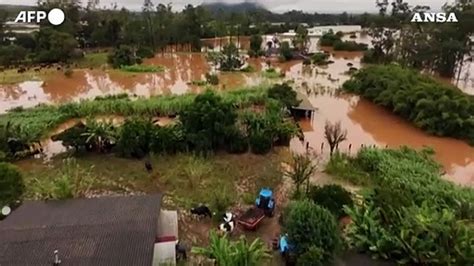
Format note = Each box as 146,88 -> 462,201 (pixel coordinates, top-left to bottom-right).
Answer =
410,12 -> 458,23
14,8 -> 65,25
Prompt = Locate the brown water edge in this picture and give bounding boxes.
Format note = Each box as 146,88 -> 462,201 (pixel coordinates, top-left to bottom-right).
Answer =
0,53 -> 264,113
284,52 -> 474,186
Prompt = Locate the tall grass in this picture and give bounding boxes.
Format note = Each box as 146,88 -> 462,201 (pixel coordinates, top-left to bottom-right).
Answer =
0,86 -> 271,140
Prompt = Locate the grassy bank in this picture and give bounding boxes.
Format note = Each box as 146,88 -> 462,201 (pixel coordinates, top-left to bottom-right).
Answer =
0,69 -> 55,85
0,86 -> 270,141
76,52 -> 109,68
19,150 -> 287,208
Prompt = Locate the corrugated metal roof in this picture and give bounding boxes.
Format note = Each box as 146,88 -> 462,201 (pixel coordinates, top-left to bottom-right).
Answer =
0,195 -> 162,266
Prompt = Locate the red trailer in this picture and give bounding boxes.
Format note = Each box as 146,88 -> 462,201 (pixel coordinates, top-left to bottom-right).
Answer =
237,207 -> 265,231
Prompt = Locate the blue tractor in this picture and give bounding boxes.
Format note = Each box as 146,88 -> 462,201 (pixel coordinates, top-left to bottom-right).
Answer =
255,188 -> 276,217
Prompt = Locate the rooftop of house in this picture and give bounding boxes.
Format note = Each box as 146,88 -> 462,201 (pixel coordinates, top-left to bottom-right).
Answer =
0,194 -> 162,266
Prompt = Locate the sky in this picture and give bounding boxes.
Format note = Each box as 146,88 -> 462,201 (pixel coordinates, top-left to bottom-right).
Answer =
0,0 -> 454,13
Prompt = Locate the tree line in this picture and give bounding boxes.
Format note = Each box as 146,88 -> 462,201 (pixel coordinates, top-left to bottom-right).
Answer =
363,0 -> 473,78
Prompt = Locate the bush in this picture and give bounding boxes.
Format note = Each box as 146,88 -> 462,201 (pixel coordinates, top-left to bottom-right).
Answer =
296,246 -> 325,266
205,72 -> 219,85
224,127 -> 248,154
150,124 -> 186,154
308,184 -> 353,218
0,162 -> 24,206
116,118 -> 155,158
249,131 -> 272,155
268,83 -> 300,110
319,31 -> 341,46
108,45 -> 142,68
311,52 -> 330,65
136,46 -> 155,59
285,200 -> 341,264
333,40 -> 368,51
180,90 -> 237,152
279,41 -> 293,61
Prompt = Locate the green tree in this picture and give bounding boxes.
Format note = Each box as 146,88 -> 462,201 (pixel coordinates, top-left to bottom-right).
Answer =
0,162 -> 24,207
267,83 -> 300,110
116,118 -> 155,158
107,45 -> 142,68
35,28 -> 78,63
279,41 -> 293,61
292,25 -> 309,54
285,200 -> 341,263
0,45 -> 27,66
180,90 -> 237,152
249,34 -> 263,57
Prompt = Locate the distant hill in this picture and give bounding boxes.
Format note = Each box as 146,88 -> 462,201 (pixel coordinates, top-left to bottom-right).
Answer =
201,1 -> 270,14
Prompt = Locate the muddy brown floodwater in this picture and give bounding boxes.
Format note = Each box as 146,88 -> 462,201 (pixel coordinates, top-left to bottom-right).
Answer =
1,33 -> 473,186
0,53 -> 264,113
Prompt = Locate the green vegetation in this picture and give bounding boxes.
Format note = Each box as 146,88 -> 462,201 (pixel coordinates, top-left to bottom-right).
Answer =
308,184 -> 353,218
0,162 -> 24,207
249,34 -> 264,58
311,52 -> 330,65
279,41 -> 293,61
0,86 -> 268,143
108,45 -> 143,68
76,52 -> 108,68
333,40 -> 367,51
329,147 -> 474,264
20,151 -> 284,207
343,64 -> 474,144
209,43 -> 244,71
262,68 -> 282,79
120,64 -> 165,73
320,30 -> 366,51
284,200 -> 342,265
192,230 -> 270,265
365,0 -> 473,77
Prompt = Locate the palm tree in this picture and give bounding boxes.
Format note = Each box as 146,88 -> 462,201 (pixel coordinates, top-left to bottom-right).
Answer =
81,119 -> 116,152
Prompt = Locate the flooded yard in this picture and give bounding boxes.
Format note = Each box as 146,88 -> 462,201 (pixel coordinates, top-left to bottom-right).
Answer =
1,33 -> 473,186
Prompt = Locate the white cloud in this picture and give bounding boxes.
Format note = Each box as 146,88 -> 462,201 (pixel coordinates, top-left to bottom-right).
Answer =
0,0 -> 453,13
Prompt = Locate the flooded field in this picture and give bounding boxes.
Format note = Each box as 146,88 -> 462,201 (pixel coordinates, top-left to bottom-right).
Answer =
0,53 -> 264,113
1,33 -> 473,186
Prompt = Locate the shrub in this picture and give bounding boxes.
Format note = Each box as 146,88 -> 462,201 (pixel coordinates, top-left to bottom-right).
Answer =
311,52 -> 329,65
205,72 -> 219,85
333,40 -> 368,51
268,83 -> 300,110
296,246 -> 325,266
308,184 -> 353,218
319,30 -> 341,46
279,41 -> 293,61
150,124 -> 186,154
249,131 -> 272,154
136,46 -> 155,58
224,127 -> 248,154
0,162 -> 24,206
108,45 -> 142,68
180,90 -> 237,152
285,200 -> 341,264
116,118 -> 155,158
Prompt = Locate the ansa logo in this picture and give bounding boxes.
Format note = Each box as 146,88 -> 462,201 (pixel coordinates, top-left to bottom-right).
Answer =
410,12 -> 458,23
